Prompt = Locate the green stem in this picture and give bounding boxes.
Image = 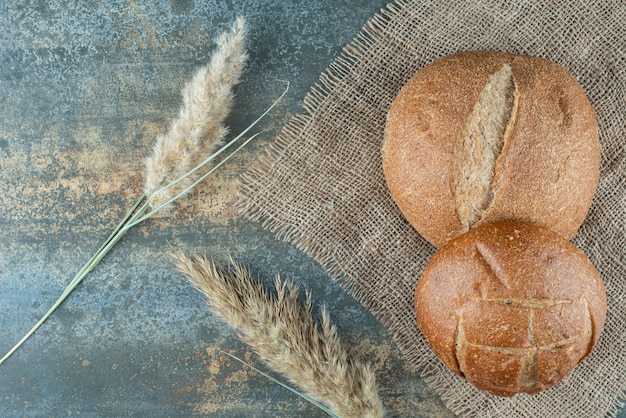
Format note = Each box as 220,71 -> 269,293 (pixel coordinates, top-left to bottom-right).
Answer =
79,199 -> 151,278
128,131 -> 262,228
128,81 -> 289,228
56,195 -> 147,302
152,80 -> 289,199
0,195 -> 148,365
219,350 -> 340,418
0,128 -> 253,365
0,81 -> 290,365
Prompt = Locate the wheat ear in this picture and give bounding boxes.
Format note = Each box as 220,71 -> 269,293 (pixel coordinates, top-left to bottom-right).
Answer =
173,253 -> 385,418
0,16 -> 289,366
144,17 -> 248,208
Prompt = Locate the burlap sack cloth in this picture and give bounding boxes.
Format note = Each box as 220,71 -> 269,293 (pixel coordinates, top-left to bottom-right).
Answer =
237,1 -> 626,416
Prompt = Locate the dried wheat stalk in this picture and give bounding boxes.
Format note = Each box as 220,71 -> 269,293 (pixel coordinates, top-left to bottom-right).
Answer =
1,17 -> 289,366
144,16 -> 248,209
173,253 -> 385,418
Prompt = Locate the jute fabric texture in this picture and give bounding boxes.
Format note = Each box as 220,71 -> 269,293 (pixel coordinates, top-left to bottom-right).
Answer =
237,1 -> 626,416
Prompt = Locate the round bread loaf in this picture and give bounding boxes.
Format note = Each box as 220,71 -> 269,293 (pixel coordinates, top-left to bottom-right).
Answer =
414,221 -> 607,396
382,51 -> 600,248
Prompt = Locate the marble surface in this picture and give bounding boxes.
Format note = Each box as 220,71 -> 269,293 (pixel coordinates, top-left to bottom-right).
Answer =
0,1 -> 622,417
0,1 -> 453,416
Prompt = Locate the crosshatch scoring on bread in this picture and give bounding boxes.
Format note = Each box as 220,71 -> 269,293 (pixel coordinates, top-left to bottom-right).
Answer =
452,64 -> 518,230
414,222 -> 607,397
454,295 -> 593,395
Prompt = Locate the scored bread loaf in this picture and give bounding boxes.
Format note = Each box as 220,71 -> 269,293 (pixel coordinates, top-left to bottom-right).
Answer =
414,221 -> 607,396
382,51 -> 600,248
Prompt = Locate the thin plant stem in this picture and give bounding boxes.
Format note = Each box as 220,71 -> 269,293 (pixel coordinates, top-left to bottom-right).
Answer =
77,201 -> 151,278
57,194 -> 147,299
218,350 -> 340,418
0,81 -> 288,366
128,81 -> 289,227
0,195 -> 147,365
147,80 -> 290,204
127,131 -> 262,228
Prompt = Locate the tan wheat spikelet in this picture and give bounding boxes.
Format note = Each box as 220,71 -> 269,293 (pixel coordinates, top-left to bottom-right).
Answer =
0,16 -> 292,367
173,253 -> 385,418
144,17 -> 248,208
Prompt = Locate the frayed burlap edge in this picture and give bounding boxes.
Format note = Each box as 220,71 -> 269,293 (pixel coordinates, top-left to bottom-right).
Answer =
238,3 -> 407,324
236,1 -> 626,416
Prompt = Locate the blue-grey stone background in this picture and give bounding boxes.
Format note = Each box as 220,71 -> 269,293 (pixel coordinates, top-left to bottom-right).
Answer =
0,1 -> 622,417
0,1 -> 453,416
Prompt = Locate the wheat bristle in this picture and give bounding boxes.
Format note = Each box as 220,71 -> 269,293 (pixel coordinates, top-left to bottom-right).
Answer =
144,17 -> 248,208
172,252 -> 385,418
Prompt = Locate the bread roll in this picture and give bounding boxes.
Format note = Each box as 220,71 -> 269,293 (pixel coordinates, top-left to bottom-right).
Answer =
382,51 -> 600,248
414,221 -> 607,396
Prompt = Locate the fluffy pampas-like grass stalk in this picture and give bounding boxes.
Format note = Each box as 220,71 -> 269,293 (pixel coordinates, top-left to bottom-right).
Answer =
1,17 -> 288,365
144,16 -> 248,209
173,253 -> 385,418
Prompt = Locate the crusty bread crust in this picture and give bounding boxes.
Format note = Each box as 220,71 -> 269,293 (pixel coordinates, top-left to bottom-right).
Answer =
414,221 -> 607,396
382,51 -> 600,248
